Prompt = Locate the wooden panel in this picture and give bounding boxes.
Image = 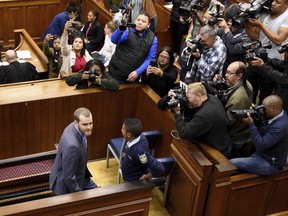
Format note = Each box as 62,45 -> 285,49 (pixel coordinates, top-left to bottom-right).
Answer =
266,173 -> 288,214
0,181 -> 153,216
135,85 -> 175,157
0,0 -> 62,49
167,140 -> 213,216
14,29 -> 48,73
226,178 -> 273,216
26,5 -> 43,38
6,6 -> 24,43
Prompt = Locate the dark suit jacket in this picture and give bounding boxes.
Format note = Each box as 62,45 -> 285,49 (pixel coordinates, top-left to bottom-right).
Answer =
2,61 -> 38,84
49,123 -> 88,195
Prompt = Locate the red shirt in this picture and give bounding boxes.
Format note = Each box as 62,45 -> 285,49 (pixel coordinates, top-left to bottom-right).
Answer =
72,55 -> 86,72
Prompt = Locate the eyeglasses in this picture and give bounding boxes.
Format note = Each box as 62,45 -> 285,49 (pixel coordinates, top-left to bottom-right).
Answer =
159,55 -> 170,60
226,71 -> 237,75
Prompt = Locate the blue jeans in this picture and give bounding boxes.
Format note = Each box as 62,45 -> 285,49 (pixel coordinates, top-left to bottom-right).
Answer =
230,152 -> 280,175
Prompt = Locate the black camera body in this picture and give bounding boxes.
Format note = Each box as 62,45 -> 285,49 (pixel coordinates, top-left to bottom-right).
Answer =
232,0 -> 270,28
230,105 -> 264,119
183,35 -> 204,57
86,69 -> 99,82
52,35 -> 58,40
119,10 -> 136,31
203,81 -> 229,105
243,40 -> 271,62
165,88 -> 188,109
207,4 -> 223,26
178,0 -> 203,17
278,41 -> 288,54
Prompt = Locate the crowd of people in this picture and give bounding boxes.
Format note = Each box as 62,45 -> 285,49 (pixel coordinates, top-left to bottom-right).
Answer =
0,0 -> 288,186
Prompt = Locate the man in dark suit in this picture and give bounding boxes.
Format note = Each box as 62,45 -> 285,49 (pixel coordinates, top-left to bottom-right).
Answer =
2,50 -> 38,84
49,107 -> 97,195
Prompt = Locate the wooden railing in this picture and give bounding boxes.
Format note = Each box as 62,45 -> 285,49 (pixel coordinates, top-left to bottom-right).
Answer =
0,180 -> 154,216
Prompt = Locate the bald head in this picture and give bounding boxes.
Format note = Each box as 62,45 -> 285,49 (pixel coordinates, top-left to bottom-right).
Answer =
5,50 -> 18,63
262,95 -> 283,118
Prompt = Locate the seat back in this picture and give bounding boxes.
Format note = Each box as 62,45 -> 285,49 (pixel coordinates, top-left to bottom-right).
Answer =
150,156 -> 175,207
150,157 -> 175,186
142,130 -> 161,156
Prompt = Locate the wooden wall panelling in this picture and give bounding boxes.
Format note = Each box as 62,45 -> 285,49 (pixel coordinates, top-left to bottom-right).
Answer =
266,173 -> 288,214
135,85 -> 175,157
167,139 -> 213,216
0,0 -> 62,49
224,177 -> 273,216
0,180 -> 153,216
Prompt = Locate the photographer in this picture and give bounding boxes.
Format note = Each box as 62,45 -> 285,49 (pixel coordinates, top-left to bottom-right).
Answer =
244,0 -> 288,103
183,25 -> 227,83
166,82 -> 231,157
141,46 -> 178,97
216,3 -> 249,72
43,34 -> 62,78
66,59 -> 119,90
223,61 -> 253,158
230,95 -> 288,175
248,56 -> 288,113
108,11 -> 157,84
60,21 -> 93,73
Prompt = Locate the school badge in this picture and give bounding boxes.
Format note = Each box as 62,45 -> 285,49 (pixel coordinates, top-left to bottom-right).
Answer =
139,153 -> 148,164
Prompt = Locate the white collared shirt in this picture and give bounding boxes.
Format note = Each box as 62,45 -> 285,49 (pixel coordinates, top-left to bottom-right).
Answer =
127,135 -> 141,149
268,110 -> 284,125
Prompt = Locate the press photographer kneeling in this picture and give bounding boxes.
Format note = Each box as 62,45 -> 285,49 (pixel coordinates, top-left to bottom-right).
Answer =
158,82 -> 232,157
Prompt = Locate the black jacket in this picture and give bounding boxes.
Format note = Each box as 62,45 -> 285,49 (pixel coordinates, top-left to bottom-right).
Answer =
259,58 -> 288,113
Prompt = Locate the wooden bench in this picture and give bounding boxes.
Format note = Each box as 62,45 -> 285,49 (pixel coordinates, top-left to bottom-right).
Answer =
0,150 -> 57,206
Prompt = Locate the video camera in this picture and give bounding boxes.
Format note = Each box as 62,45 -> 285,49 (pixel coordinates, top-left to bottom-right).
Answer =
86,69 -> 99,82
232,0 -> 270,28
242,40 -> 272,62
178,0 -> 203,18
182,35 -> 204,57
230,104 -> 264,120
203,80 -> 229,105
68,21 -> 82,40
278,41 -> 288,54
207,4 -> 223,26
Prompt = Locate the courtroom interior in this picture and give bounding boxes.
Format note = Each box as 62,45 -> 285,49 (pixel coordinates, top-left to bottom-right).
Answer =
0,0 -> 288,215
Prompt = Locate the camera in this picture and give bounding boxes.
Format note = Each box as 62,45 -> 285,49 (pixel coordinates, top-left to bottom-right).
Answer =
207,4 -> 223,26
119,8 -> 136,31
150,60 -> 158,67
86,69 -> 99,82
165,88 -> 188,109
52,35 -> 58,40
230,105 -> 264,119
243,41 -> 272,62
178,0 -> 203,18
232,0 -> 270,28
71,21 -> 79,28
203,80 -> 229,105
182,35 -> 204,58
278,41 -> 288,54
